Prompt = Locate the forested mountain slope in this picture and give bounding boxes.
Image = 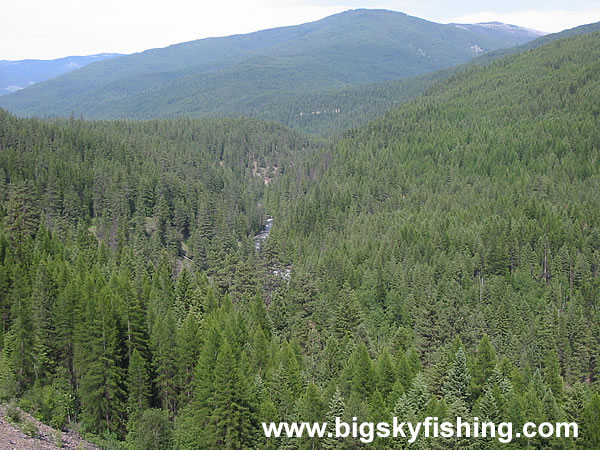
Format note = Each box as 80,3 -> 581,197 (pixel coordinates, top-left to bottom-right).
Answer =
263,20 -> 600,136
0,54 -> 123,96
0,30 -> 599,449
474,20 -> 600,65
0,9 -> 537,121
263,31 -> 600,445
0,111 -> 320,447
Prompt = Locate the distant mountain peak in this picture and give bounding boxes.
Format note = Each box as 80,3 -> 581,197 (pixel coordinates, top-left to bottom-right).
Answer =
0,9 -> 544,117
452,21 -> 547,38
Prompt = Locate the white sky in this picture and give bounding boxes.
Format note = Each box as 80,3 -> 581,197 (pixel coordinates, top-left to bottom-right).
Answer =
2,0 -> 600,60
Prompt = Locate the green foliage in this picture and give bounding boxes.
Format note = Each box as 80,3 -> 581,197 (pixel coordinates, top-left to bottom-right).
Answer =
269,31 -> 600,393
581,393 -> 600,448
127,349 -> 151,417
443,347 -> 471,405
6,399 -> 21,423
126,408 -> 173,450
207,340 -> 258,448
21,419 -> 39,438
0,345 -> 16,401
322,389 -> 346,449
0,10 -> 541,134
43,369 -> 76,430
54,429 -> 63,448
470,334 -> 497,400
0,26 -> 599,450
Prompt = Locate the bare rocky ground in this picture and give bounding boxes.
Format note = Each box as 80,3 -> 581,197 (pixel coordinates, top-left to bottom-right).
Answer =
0,405 -> 99,450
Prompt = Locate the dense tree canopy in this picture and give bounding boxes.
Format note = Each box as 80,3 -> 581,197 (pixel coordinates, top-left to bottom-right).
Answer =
0,30 -> 599,449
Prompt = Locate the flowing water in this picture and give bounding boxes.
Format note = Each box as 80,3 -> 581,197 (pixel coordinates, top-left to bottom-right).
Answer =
254,216 -> 274,250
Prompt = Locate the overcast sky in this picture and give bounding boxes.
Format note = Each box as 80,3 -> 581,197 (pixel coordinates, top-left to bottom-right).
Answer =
2,0 -> 600,60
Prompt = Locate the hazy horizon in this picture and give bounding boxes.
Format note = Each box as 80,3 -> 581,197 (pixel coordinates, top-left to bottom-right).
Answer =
2,1 -> 600,60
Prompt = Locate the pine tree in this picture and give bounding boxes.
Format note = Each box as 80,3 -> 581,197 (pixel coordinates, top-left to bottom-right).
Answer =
0,345 -> 17,401
470,334 -> 497,401
5,180 -> 40,241
443,347 -> 471,405
475,387 -> 500,422
259,395 -> 279,450
398,372 -> 430,416
48,367 -> 75,429
564,382 -> 588,424
151,309 -> 178,418
8,290 -> 35,390
318,335 -> 343,384
53,278 -> 78,386
296,383 -> 325,450
208,339 -> 257,448
322,389 -> 346,450
375,347 -> 396,397
581,393 -> 600,449
31,259 -> 57,381
192,320 -> 222,420
250,326 -> 270,376
79,293 -> 127,435
176,312 -> 201,407
543,349 -> 564,403
348,343 -> 375,400
127,349 -> 151,418
392,374 -> 431,449
333,284 -> 363,338
127,408 -> 174,450
173,269 -> 192,323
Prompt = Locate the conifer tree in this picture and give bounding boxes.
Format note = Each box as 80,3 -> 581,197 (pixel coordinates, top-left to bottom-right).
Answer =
0,345 -> 16,401
375,347 -> 396,397
443,347 -> 471,405
5,180 -> 40,240
79,294 -> 127,435
475,387 -> 500,422
322,389 -> 346,450
127,349 -> 151,418
208,339 -> 257,449
152,309 -> 178,418
127,408 -> 174,450
53,278 -> 78,384
581,393 -> 600,449
334,285 -> 363,338
9,292 -> 35,390
176,312 -> 201,407
318,335 -> 343,384
543,349 -> 564,403
296,383 -> 326,450
564,382 -> 588,424
258,395 -> 279,450
470,334 -> 497,401
348,343 -> 375,400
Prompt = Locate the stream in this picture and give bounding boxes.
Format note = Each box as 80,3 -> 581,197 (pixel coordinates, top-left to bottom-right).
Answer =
254,216 -> 274,250
254,216 -> 291,281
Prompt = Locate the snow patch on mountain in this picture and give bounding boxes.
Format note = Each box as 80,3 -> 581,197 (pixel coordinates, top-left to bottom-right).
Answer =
473,22 -> 547,36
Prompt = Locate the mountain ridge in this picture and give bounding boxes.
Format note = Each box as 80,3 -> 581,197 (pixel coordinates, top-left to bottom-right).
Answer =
0,9 -> 540,120
0,53 -> 123,96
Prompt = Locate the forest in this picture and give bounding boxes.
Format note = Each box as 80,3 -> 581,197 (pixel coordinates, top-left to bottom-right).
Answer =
0,28 -> 599,450
0,10 -> 539,126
